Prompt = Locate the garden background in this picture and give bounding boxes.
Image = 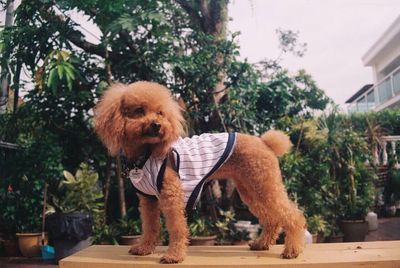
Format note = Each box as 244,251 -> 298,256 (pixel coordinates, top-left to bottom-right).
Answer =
1,0 -> 400,250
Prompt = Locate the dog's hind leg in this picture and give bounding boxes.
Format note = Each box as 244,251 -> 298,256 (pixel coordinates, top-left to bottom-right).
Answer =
234,181 -> 281,251
280,200 -> 306,258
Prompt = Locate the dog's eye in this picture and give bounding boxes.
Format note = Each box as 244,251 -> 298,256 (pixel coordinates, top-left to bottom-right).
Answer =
124,107 -> 145,118
157,111 -> 163,116
135,107 -> 145,115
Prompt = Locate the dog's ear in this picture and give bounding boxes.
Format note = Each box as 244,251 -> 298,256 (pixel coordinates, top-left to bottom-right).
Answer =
93,83 -> 126,156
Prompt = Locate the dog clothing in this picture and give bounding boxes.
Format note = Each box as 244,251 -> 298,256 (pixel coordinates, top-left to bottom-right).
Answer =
121,132 -> 237,211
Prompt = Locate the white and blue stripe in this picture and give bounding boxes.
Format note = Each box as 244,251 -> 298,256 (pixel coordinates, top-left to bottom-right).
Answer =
124,133 -> 237,211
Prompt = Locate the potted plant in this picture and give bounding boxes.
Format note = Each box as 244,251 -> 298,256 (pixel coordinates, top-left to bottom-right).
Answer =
46,163 -> 103,261
215,210 -> 250,245
91,223 -> 119,245
117,217 -> 141,245
306,214 -> 327,243
324,119 -> 375,242
0,179 -> 48,257
189,216 -> 216,246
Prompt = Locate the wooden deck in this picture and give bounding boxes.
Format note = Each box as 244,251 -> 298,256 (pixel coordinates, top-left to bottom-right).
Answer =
59,241 -> 400,267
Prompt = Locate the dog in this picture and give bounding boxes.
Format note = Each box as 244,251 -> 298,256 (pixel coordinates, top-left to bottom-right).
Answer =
94,81 -> 306,264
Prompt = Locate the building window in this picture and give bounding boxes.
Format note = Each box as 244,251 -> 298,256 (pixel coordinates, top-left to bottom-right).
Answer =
393,68 -> 400,96
366,90 -> 375,110
356,96 -> 367,112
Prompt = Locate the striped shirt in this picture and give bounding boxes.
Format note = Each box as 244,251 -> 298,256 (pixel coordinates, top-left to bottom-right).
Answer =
121,133 -> 237,211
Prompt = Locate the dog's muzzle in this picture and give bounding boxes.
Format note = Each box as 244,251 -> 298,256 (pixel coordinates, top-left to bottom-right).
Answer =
146,122 -> 161,137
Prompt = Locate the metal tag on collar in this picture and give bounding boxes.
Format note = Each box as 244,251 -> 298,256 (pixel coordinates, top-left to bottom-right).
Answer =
129,168 -> 143,183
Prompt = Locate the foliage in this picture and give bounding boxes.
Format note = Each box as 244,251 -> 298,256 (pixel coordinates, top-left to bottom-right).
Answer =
386,169 -> 400,205
215,209 -> 250,243
48,163 -> 103,214
281,108 -> 376,236
348,108 -> 400,135
0,175 -> 44,233
117,216 -> 141,236
188,216 -> 215,237
91,223 -> 119,245
0,132 -> 62,233
0,0 -> 331,229
306,214 -> 328,236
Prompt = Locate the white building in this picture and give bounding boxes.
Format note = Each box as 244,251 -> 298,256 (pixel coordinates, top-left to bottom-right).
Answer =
346,15 -> 400,112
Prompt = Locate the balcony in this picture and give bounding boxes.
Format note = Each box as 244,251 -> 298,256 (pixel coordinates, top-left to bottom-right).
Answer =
348,65 -> 400,113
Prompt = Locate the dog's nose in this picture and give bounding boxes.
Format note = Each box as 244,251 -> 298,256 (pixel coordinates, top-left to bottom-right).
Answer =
151,122 -> 161,132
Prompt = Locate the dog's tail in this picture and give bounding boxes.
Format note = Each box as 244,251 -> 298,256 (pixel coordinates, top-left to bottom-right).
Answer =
260,130 -> 292,157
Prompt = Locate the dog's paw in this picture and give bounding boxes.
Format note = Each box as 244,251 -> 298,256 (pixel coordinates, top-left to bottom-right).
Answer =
129,244 -> 153,256
249,241 -> 269,251
280,248 -> 300,259
160,254 -> 184,264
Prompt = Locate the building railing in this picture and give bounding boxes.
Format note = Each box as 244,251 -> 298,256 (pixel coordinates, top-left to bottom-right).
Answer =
373,135 -> 400,167
348,65 -> 400,113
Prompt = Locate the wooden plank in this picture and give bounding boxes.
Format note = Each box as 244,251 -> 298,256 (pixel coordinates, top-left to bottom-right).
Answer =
60,241 -> 400,268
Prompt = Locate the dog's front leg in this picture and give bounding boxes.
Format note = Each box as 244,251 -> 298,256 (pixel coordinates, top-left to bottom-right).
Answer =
159,167 -> 189,264
129,194 -> 160,255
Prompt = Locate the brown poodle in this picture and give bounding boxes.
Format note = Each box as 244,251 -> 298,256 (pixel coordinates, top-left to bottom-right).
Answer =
94,81 -> 306,264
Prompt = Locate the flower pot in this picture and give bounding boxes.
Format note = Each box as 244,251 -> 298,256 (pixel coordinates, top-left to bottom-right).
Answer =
232,240 -> 248,245
325,234 -> 344,243
190,235 -> 217,246
16,232 -> 48,258
120,235 -> 141,245
340,220 -> 368,242
311,233 -> 318,243
3,239 -> 19,256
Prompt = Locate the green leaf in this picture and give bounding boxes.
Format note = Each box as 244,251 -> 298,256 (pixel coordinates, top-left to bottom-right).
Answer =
57,64 -> 64,80
63,171 -> 76,183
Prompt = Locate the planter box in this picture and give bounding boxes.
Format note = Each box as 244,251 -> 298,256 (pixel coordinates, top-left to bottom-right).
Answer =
16,232 -> 48,258
120,235 -> 141,245
341,220 -> 368,242
190,235 -> 217,246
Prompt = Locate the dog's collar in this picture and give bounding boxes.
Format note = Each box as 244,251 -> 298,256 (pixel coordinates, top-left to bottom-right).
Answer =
120,149 -> 152,171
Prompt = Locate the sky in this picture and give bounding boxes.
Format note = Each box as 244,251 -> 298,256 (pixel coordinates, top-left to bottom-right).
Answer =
228,0 -> 400,107
1,0 -> 400,108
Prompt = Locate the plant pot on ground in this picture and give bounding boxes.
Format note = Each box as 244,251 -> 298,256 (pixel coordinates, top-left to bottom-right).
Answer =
189,217 -> 216,246
117,217 -> 141,245
340,220 -> 368,242
16,232 -> 48,258
306,214 -> 328,244
0,176 -> 47,258
47,163 -> 103,262
325,233 -> 344,243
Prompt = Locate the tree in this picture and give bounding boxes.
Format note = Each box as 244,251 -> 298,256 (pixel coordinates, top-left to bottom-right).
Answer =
0,0 -> 330,223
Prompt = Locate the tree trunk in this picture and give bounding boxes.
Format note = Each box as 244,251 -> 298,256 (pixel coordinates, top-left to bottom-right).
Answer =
116,155 -> 127,217
103,155 -> 112,222
0,0 -> 15,114
12,61 -> 22,112
175,0 -> 230,207
103,39 -> 126,218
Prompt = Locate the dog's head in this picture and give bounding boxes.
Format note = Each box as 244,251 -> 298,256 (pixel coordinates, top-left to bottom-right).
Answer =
94,81 -> 185,157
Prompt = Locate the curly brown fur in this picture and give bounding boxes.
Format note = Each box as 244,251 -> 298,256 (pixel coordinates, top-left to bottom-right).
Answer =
129,195 -> 160,256
94,81 -> 306,263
